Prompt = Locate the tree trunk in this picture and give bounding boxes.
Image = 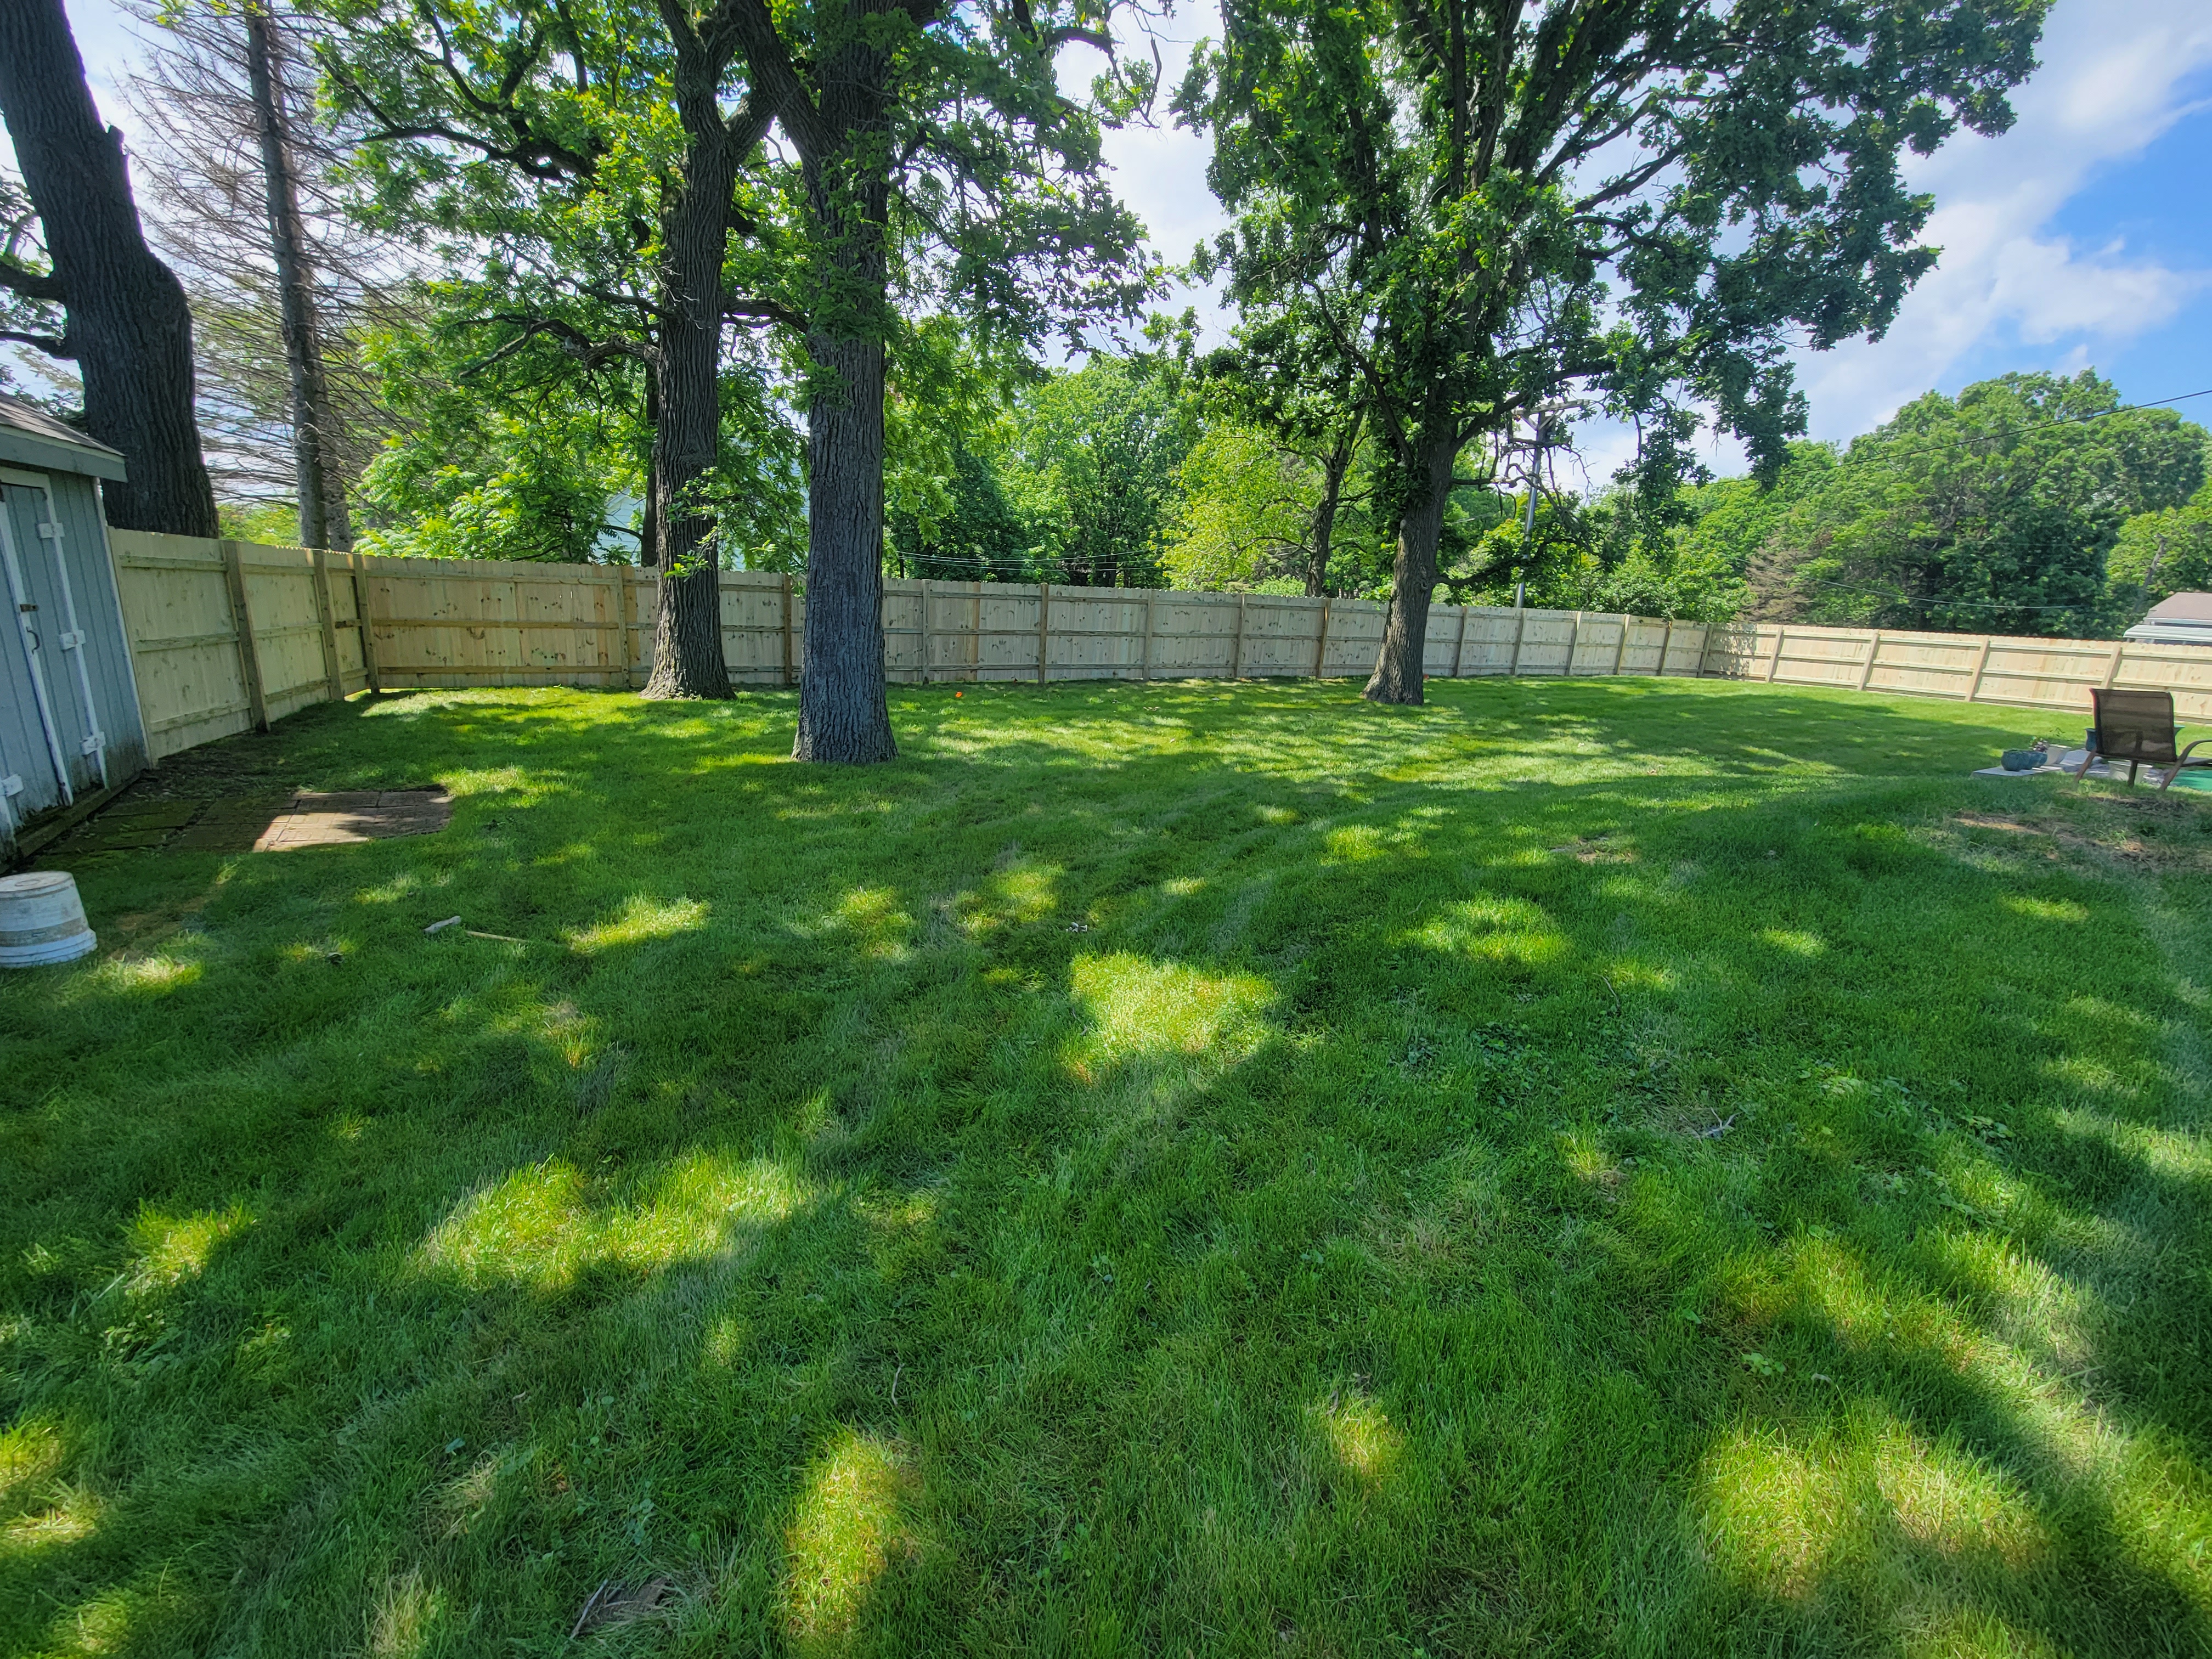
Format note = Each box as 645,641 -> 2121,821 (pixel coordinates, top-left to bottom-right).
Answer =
1307,428 -> 1355,596
0,0 -> 217,535
1363,425 -> 1454,704
638,373 -> 661,569
790,131 -> 895,763
244,5 -> 349,551
640,64 -> 740,701
794,324 -> 896,760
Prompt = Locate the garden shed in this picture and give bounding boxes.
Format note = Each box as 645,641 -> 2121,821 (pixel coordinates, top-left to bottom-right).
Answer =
0,395 -> 148,862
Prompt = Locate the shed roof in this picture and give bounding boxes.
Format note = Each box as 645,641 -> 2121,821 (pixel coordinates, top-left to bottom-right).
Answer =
2143,591 -> 2212,625
0,394 -> 128,481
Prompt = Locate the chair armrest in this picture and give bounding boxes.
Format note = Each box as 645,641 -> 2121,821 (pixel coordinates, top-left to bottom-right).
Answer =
2179,738 -> 2212,763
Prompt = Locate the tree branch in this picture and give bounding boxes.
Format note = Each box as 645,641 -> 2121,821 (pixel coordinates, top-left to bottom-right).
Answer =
0,256 -> 65,303
723,295 -> 808,330
0,326 -> 71,357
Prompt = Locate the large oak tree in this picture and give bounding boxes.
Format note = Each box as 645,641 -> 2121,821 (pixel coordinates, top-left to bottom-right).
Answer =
720,0 -> 1154,760
1181,0 -> 2050,703
323,0 -> 789,696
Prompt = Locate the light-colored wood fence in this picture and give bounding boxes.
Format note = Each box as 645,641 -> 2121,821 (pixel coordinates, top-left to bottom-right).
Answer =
1700,620 -> 2211,726
103,529 -> 2209,765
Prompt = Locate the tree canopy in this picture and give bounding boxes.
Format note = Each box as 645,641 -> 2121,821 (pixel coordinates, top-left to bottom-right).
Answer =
1179,0 -> 2051,699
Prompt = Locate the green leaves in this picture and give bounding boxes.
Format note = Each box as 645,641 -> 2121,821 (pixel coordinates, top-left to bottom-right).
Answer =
1182,0 -> 2054,542
1742,371 -> 2209,636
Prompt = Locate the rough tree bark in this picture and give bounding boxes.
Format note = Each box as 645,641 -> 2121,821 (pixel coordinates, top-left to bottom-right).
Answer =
0,0 -> 217,535
1362,421 -> 1455,704
641,25 -> 774,700
640,121 -> 737,699
244,4 -> 349,550
790,152 -> 896,761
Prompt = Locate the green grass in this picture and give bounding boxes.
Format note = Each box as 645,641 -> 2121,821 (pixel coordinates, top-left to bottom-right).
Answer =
4,677 -> 2211,1657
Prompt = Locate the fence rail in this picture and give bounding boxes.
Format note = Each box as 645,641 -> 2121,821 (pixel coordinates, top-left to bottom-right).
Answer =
102,530 -> 2209,765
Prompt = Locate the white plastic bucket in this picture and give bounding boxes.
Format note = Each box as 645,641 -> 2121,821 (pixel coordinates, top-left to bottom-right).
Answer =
0,871 -> 96,967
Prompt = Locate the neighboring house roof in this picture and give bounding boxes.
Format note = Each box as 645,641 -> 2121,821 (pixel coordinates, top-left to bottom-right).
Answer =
0,394 -> 128,482
2124,591 -> 2212,646
2142,591 -> 2212,625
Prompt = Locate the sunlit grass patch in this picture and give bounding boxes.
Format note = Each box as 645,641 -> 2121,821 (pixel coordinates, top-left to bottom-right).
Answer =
782,1430 -> 918,1646
1067,952 -> 1273,1068
1699,1407 -> 2052,1605
412,1153 -> 802,1290
1409,893 -> 1568,966
122,1202 -> 252,1294
1312,1385 -> 1406,1491
564,893 -> 708,952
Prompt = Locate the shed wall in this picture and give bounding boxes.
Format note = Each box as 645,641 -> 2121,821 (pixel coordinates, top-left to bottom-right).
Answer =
0,470 -> 148,852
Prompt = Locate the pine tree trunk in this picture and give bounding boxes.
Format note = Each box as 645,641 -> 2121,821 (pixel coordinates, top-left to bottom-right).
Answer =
0,0 -> 217,536
640,60 -> 740,701
1364,426 -> 1455,704
244,5 -> 348,550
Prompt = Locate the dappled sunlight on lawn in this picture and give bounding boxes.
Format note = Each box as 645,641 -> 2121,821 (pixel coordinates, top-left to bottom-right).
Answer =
1067,953 -> 1273,1069
1699,1408 -> 2053,1601
411,1152 -> 805,1292
782,1429 -> 921,1647
122,1202 -> 253,1295
1312,1384 -> 1406,1493
563,893 -> 708,953
1407,894 -> 1570,968
6,680 -> 2211,1652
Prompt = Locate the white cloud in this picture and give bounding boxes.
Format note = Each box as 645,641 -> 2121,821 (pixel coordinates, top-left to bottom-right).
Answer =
1795,0 -> 2212,438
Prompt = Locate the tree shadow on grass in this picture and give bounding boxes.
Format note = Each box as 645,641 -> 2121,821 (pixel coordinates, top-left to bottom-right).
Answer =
3,680 -> 2209,1654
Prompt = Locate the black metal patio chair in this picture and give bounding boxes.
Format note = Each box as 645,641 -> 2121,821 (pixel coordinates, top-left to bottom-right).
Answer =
2078,687 -> 2212,791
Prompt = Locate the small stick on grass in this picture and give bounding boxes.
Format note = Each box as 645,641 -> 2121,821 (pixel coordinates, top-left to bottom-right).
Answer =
570,1580 -> 611,1641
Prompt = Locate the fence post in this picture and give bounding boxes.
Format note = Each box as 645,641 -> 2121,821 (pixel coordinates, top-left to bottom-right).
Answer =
920,580 -> 933,685
2102,644 -> 2125,690
351,555 -> 381,693
1313,597 -> 1332,678
1509,605 -> 1528,676
1855,630 -> 1882,692
1609,613 -> 1628,676
781,574 -> 795,687
1140,589 -> 1154,681
1452,606 -> 1470,677
310,548 -> 345,702
1964,634 -> 1994,702
1037,582 -> 1050,685
1658,617 -> 1674,678
1565,611 -> 1582,677
219,540 -> 269,732
1765,627 -> 1786,681
1233,592 -> 1246,679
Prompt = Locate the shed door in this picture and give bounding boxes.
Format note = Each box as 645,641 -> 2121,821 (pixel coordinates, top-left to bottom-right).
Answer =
1,477 -> 107,806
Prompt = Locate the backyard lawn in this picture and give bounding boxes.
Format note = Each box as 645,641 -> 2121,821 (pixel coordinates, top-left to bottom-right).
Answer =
4,676 -> 2211,1657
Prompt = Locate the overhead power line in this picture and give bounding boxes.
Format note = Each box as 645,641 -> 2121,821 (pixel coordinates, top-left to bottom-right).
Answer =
1822,386 -> 2212,468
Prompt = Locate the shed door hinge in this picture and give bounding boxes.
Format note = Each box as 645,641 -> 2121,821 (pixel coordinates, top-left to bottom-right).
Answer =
80,731 -> 105,756
59,629 -> 84,650
35,523 -> 58,538
1,775 -> 20,798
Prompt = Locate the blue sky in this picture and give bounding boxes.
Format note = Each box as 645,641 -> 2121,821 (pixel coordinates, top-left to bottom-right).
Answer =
30,0 -> 2212,480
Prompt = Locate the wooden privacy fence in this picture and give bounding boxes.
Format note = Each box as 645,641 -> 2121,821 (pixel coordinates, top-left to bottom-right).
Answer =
1702,620 -> 2211,726
105,529 -> 2209,765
